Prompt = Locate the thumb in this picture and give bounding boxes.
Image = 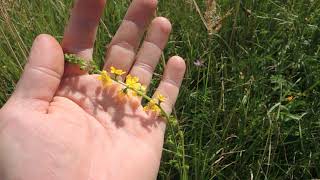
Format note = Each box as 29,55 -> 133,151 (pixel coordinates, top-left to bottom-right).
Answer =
13,34 -> 64,102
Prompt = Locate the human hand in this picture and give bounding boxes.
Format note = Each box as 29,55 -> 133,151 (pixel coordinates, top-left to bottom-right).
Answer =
0,0 -> 186,179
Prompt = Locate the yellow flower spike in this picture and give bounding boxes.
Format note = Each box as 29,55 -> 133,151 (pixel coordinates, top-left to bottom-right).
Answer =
156,93 -> 166,103
98,70 -> 112,87
110,66 -> 126,76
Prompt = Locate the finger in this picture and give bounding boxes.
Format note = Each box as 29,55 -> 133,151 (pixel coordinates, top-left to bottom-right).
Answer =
62,0 -> 106,75
103,0 -> 158,73
153,56 -> 186,115
13,34 -> 64,103
129,17 -> 171,88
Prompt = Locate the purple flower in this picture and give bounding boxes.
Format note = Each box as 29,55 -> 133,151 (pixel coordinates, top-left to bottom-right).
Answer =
194,59 -> 205,67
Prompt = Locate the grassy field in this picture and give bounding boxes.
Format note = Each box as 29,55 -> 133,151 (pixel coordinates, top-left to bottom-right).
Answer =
1,0 -> 320,179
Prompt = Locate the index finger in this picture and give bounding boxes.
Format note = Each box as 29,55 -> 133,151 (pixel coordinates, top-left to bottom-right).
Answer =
62,0 -> 106,61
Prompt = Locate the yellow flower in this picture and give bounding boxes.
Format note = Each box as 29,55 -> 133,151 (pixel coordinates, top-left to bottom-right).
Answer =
156,93 -> 166,103
126,75 -> 139,85
151,105 -> 161,113
143,99 -> 161,113
125,75 -> 141,90
287,96 -> 294,102
110,66 -> 126,76
98,70 -> 112,87
125,75 -> 147,97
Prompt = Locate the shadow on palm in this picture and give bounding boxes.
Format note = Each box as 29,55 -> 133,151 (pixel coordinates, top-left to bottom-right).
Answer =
57,74 -> 163,133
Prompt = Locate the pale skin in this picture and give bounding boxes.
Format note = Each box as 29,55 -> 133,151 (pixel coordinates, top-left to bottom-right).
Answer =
0,0 -> 186,179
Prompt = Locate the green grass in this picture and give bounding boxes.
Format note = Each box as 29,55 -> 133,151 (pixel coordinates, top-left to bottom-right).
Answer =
1,0 -> 320,179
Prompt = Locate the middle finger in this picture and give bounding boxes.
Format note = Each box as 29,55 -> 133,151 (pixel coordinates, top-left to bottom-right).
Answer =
103,0 -> 158,74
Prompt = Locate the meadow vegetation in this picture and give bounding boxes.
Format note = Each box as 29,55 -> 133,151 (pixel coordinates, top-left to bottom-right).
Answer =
1,0 -> 320,179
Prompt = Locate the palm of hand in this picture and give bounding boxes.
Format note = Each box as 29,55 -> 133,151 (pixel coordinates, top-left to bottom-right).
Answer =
0,75 -> 164,180
56,74 -> 166,179
0,0 -> 185,179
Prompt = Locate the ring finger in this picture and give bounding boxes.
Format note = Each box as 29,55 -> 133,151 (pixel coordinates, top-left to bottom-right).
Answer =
129,17 -> 172,88
62,0 -> 106,76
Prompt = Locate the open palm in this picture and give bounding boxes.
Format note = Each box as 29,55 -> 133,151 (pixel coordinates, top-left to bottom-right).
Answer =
0,0 -> 186,179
